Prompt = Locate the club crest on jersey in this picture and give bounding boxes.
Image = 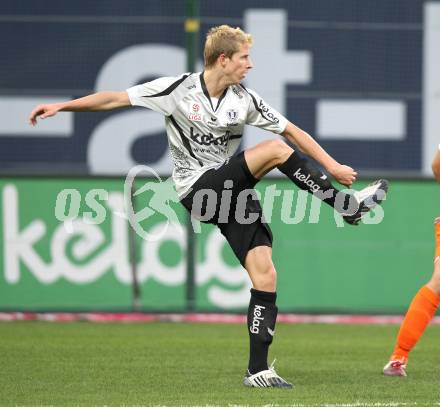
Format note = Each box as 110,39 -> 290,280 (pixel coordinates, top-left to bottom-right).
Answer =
226,109 -> 238,123
188,103 -> 202,121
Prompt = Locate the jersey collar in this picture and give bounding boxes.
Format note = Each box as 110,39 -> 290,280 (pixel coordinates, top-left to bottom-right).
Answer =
200,71 -> 228,112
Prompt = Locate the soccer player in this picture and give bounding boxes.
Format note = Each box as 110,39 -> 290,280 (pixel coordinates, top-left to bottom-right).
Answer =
29,25 -> 388,389
383,147 -> 440,377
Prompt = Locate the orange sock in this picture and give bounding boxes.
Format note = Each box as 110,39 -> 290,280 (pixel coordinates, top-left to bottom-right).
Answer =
435,217 -> 440,259
391,285 -> 440,362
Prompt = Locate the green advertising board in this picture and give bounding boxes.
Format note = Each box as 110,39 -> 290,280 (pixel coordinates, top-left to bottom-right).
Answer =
0,177 -> 438,313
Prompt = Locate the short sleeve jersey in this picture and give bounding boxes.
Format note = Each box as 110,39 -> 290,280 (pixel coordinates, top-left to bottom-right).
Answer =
127,72 -> 288,198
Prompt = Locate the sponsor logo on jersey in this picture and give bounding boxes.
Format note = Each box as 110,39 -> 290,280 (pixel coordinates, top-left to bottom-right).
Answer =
189,127 -> 231,146
250,304 -> 265,334
188,113 -> 202,122
188,103 -> 202,121
293,168 -> 321,193
258,99 -> 280,124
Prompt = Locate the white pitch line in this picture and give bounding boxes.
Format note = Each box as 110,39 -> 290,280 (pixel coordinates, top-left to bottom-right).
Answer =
148,403 -> 440,407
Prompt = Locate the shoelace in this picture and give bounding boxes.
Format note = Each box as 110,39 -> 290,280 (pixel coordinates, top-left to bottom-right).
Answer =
269,358 -> 277,372
267,359 -> 292,386
269,358 -> 286,382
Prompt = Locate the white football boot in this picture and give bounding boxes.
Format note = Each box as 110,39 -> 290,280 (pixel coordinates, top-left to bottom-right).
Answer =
343,179 -> 389,225
243,360 -> 293,389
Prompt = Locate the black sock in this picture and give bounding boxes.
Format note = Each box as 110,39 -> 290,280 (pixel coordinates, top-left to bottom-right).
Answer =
247,288 -> 278,374
278,151 -> 345,209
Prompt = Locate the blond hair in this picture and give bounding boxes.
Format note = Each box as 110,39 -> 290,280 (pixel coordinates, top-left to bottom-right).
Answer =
204,25 -> 253,68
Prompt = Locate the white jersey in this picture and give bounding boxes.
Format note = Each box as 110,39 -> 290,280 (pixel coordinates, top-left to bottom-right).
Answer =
127,72 -> 288,198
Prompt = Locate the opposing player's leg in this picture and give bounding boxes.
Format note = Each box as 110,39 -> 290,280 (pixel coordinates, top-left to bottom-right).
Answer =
244,139 -> 388,225
242,245 -> 293,389
383,218 -> 440,377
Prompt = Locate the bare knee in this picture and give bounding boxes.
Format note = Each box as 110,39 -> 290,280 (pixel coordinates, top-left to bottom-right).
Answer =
252,264 -> 277,292
259,139 -> 292,165
245,139 -> 293,179
245,246 -> 277,292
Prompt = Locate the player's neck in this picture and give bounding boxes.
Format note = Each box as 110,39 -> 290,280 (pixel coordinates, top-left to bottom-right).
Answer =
203,69 -> 230,99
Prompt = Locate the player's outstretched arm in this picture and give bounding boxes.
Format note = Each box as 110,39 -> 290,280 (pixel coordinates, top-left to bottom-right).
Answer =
281,121 -> 357,187
29,91 -> 131,126
432,149 -> 440,183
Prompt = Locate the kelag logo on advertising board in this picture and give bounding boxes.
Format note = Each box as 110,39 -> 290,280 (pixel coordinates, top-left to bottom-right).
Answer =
1,177 -> 438,312
0,179 -> 252,311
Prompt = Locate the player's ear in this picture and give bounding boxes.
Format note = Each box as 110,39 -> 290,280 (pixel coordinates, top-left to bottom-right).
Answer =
218,53 -> 227,66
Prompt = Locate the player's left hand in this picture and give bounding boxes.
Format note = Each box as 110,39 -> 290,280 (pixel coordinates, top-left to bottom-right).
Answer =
329,164 -> 357,187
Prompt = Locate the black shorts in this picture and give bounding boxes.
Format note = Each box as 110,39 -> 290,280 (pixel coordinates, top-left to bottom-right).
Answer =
180,152 -> 273,267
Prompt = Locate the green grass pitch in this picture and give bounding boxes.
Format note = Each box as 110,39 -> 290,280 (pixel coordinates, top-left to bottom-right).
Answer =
1,321 -> 439,406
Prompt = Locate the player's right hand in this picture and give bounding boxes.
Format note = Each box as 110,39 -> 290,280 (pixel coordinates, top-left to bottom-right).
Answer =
329,164 -> 357,188
29,104 -> 60,126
